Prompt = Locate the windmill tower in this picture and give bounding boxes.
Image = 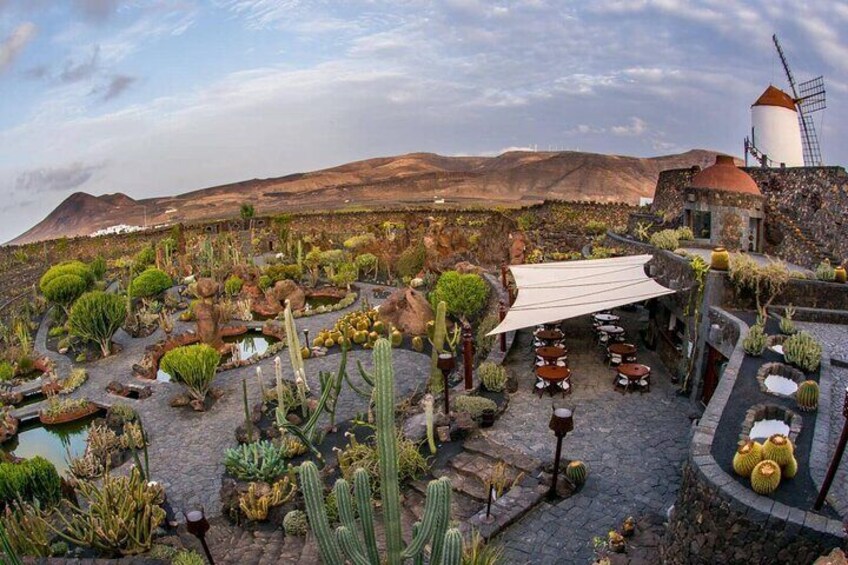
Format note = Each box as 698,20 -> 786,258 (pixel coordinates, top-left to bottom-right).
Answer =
745,34 -> 826,168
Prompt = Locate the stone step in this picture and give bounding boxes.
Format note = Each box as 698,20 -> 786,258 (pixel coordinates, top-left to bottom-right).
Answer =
448,451 -> 525,487
432,467 -> 489,502
462,437 -> 543,475
405,484 -> 482,524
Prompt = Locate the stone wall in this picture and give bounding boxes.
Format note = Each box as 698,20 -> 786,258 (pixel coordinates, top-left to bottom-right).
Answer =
662,308 -> 846,564
650,167 -> 701,219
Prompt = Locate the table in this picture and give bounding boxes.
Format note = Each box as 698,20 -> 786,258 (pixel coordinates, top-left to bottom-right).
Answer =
597,325 -> 625,335
593,313 -> 620,323
608,343 -> 637,356
536,329 -> 564,342
616,363 -> 651,392
535,365 -> 571,397
536,346 -> 568,365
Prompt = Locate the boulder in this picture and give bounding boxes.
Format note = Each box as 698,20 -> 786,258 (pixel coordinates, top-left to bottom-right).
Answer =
272,279 -> 306,312
402,412 -> 428,443
509,231 -> 528,265
195,278 -> 220,299
378,288 -> 434,336
454,261 -> 486,275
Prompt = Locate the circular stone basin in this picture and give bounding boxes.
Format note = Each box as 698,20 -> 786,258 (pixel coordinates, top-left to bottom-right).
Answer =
1,411 -> 101,474
749,419 -> 790,441
764,374 -> 799,396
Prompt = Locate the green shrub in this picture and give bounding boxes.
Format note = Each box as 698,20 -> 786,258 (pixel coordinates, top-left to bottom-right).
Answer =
265,264 -> 302,282
396,243 -> 426,278
39,261 -> 93,290
478,362 -> 508,392
67,291 -> 127,357
89,256 -> 106,280
649,229 -> 679,251
430,271 -> 490,321
454,395 -> 497,419
331,262 -> 358,288
39,261 -> 93,312
258,275 -> 272,291
675,226 -> 695,241
355,253 -> 378,279
130,268 -> 172,299
783,331 -> 822,373
132,246 -> 156,274
584,220 -> 607,235
0,361 -> 13,382
337,434 -> 429,495
224,275 -> 244,296
742,324 -> 767,356
0,456 -> 62,508
516,212 -> 535,231
343,233 -> 376,251
48,326 -> 66,338
815,260 -> 836,281
159,344 -> 221,405
319,249 -> 346,267
173,551 -> 206,565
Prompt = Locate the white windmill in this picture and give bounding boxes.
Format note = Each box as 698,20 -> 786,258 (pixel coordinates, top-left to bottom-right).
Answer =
745,34 -> 826,168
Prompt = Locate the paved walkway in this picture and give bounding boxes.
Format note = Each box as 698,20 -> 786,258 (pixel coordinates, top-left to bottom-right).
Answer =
486,314 -> 694,564
30,282 -> 431,519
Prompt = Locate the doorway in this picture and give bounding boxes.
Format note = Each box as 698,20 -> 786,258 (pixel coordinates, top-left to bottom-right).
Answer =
702,346 -> 728,405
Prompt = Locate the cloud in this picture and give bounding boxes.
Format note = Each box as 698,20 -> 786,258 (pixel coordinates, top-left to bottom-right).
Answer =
14,162 -> 102,194
60,45 -> 100,83
74,0 -> 119,23
22,64 -> 48,79
611,117 -> 648,137
0,22 -> 36,73
100,74 -> 136,101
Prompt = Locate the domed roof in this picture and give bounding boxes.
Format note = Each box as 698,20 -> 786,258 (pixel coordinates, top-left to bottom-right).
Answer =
689,155 -> 761,195
752,85 -> 797,111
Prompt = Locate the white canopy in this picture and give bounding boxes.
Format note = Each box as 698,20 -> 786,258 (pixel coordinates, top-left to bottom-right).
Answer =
488,254 -> 676,335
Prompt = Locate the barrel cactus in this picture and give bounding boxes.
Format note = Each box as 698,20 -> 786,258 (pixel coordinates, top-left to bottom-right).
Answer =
750,460 -> 782,495
783,456 -> 799,479
732,440 -> 763,478
411,336 -> 424,352
796,380 -> 819,411
283,510 -> 308,537
783,331 -> 822,373
565,460 -> 587,486
763,434 -> 794,467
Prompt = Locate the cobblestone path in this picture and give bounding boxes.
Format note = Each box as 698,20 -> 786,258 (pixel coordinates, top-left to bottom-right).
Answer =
485,314 -> 694,564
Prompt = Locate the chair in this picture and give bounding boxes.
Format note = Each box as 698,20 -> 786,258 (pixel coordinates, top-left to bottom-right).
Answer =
637,367 -> 652,393
607,351 -> 622,366
597,332 -> 609,347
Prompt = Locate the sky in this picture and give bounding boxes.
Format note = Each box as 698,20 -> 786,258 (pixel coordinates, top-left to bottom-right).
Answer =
0,0 -> 846,242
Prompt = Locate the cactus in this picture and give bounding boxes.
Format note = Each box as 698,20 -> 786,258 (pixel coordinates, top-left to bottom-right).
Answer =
779,305 -> 797,335
742,324 -> 767,356
242,379 -> 255,442
783,456 -> 799,479
283,510 -> 309,536
424,393 -> 436,455
750,460 -> 781,495
239,476 -> 297,521
796,380 -> 819,411
224,440 -> 292,482
411,335 -> 424,352
783,331 -> 822,373
565,460 -> 588,486
283,304 -> 309,395
299,340 -> 455,565
429,301 -> 459,378
763,434 -> 794,467
732,440 -> 763,478
441,528 -> 463,565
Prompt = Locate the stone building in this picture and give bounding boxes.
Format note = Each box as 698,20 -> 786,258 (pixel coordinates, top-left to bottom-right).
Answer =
682,155 -> 765,252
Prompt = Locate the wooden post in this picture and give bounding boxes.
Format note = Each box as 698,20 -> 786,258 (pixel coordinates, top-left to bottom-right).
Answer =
462,324 -> 473,390
815,386 -> 848,510
499,301 -> 507,353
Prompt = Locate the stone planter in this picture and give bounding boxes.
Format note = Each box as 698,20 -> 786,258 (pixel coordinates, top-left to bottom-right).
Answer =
710,247 -> 729,271
39,402 -> 99,425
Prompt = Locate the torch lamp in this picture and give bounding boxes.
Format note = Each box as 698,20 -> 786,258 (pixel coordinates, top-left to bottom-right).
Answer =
437,352 -> 456,416
184,508 -> 215,564
815,386 -> 848,510
547,406 -> 574,500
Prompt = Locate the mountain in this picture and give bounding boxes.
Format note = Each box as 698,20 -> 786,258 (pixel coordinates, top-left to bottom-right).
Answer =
10,149 -> 722,244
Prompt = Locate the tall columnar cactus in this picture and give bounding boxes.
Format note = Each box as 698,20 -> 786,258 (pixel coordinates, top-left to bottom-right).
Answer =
424,394 -> 437,455
284,304 -> 309,392
299,340 -> 457,565
429,301 -> 459,377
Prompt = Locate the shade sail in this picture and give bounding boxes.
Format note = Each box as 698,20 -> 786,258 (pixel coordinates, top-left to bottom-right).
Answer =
488,254 -> 676,335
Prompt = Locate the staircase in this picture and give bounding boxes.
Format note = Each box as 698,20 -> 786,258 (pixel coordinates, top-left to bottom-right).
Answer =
409,437 -> 544,539
199,519 -> 317,565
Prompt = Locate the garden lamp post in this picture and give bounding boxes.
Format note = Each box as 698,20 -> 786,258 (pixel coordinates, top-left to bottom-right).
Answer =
184,508 -> 215,564
547,407 -> 574,500
462,323 -> 474,390
303,329 -> 310,348
437,352 -> 456,416
815,386 -> 848,510
498,301 -> 507,353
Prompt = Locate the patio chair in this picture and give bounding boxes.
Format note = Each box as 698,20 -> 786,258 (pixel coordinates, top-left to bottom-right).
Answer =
607,350 -> 622,366
637,367 -> 652,393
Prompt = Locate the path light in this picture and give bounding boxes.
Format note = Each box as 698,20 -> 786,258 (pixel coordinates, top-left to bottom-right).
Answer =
437,352 -> 456,417
547,406 -> 574,500
462,323 -> 474,390
815,386 -> 848,510
303,329 -> 310,348
184,508 -> 215,564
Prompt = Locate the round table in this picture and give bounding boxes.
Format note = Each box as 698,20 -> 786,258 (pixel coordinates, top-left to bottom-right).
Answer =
536,330 -> 564,342
535,365 -> 571,397
618,363 -> 650,380
536,346 -> 567,364
593,313 -> 620,323
608,343 -> 637,356
597,325 -> 625,335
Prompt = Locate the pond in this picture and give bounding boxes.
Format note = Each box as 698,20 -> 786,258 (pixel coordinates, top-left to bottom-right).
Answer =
749,418 -> 791,442
304,295 -> 342,310
1,412 -> 101,475
764,374 -> 798,396
156,333 -> 280,382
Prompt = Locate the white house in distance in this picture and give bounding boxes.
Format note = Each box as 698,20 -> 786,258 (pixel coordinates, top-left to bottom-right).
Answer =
750,85 -> 804,167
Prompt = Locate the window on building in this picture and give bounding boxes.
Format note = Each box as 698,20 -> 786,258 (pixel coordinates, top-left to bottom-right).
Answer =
692,210 -> 711,239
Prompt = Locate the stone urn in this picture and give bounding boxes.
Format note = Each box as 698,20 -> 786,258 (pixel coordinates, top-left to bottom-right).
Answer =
710,247 -> 729,271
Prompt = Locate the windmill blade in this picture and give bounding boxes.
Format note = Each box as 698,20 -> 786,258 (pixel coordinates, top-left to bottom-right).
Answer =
797,109 -> 823,166
798,76 -> 826,113
773,34 -> 800,98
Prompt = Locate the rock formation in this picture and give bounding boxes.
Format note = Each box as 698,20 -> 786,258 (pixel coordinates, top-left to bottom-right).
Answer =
378,288 -> 434,335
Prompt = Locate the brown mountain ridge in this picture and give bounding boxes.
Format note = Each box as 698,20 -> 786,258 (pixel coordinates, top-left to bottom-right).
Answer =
11,148 -> 724,244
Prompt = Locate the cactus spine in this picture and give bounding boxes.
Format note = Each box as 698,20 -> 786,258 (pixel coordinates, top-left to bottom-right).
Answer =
796,380 -> 819,411
732,440 -> 763,478
299,340 -> 454,565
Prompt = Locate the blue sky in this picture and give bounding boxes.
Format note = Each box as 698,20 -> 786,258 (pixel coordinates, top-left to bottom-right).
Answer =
0,0 -> 846,242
